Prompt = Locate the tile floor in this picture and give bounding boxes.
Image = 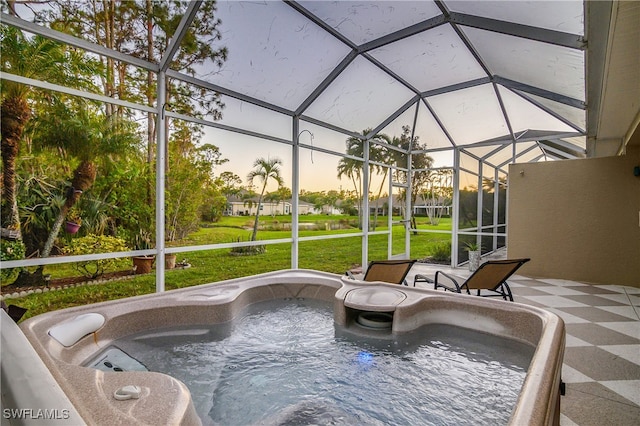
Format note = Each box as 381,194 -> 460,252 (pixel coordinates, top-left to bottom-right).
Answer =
407,263 -> 640,426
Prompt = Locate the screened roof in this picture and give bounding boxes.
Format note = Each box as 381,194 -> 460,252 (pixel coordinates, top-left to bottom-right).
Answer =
164,0 -> 588,164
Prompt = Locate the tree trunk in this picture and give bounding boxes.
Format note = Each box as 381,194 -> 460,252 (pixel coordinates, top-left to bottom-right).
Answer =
251,183 -> 268,241
1,96 -> 31,239
41,207 -> 69,258
372,169 -> 388,231
41,160 -> 97,258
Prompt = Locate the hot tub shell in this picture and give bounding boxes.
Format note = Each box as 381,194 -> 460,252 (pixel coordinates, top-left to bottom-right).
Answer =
5,269 -> 565,425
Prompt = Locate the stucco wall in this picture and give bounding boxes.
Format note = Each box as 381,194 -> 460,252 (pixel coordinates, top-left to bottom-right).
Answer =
507,147 -> 640,287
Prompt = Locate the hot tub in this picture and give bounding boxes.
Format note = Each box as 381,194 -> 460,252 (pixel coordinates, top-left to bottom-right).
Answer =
5,269 -> 565,425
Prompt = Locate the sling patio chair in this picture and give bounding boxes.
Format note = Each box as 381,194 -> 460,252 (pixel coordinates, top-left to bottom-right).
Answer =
346,259 -> 417,286
413,258 -> 530,301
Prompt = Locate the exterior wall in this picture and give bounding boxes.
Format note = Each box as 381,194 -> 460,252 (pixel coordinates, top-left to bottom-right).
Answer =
507,146 -> 640,287
227,201 -> 292,216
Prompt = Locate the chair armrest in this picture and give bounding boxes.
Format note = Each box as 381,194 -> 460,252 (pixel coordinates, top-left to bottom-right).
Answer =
434,271 -> 463,293
413,274 -> 433,287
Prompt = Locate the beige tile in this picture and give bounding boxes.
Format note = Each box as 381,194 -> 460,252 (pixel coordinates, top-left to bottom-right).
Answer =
600,380 -> 640,406
566,323 -> 639,346
598,322 -> 640,340
564,346 -> 640,381
546,307 -> 591,324
597,306 -> 640,321
563,285 -> 621,295
565,334 -> 594,347
560,413 -> 580,426
524,295 -> 590,308
561,382 -> 640,426
601,345 -> 640,365
561,364 -> 594,383
565,294 -> 629,307
597,293 -> 638,305
556,307 -> 637,323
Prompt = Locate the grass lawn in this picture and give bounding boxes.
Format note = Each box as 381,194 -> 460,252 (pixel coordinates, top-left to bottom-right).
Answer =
4,214 -> 452,319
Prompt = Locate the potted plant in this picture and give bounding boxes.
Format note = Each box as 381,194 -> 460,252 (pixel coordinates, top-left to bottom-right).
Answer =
165,253 -> 177,269
132,230 -> 155,274
464,241 -> 482,271
65,208 -> 82,234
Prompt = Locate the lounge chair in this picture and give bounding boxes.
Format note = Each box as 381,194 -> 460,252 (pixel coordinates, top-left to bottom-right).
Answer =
346,259 -> 417,286
413,258 -> 530,301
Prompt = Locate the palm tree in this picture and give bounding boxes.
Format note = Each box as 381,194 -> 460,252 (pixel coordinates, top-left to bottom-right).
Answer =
369,133 -> 392,230
337,130 -> 391,229
423,169 -> 453,225
33,104 -> 138,258
1,26 -> 99,240
337,132 -> 369,228
388,126 -> 434,231
247,157 -> 283,241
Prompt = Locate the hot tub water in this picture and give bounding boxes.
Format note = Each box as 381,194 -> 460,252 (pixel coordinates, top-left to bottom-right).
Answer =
89,299 -> 533,425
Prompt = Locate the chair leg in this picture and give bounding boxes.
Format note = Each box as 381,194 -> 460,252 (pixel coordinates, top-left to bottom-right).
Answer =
501,282 -> 514,301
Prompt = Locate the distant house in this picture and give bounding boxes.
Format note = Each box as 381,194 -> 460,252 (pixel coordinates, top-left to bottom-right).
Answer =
319,205 -> 342,215
225,191 -> 320,216
366,194 -> 451,216
297,200 -> 320,215
412,195 -> 452,217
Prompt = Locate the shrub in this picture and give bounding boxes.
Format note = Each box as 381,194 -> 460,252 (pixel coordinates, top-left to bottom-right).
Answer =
229,236 -> 266,256
0,239 -> 26,282
430,240 -> 451,262
62,234 -> 131,279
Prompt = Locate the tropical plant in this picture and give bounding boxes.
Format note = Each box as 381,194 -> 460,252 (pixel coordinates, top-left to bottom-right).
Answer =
368,133 -> 393,230
66,206 -> 83,226
73,196 -> 111,236
337,136 -> 365,227
389,126 -> 434,231
247,157 -> 283,241
241,189 -> 259,215
0,25 -> 98,240
133,229 -> 154,251
33,106 -> 139,258
463,241 -> 481,251
26,1 -> 229,223
337,130 -> 393,229
264,186 -> 292,216
17,170 -> 66,256
91,155 -> 153,246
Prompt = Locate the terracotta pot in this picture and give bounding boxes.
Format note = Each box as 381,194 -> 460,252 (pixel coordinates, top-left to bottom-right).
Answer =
132,256 -> 155,274
65,221 -> 81,234
165,254 -> 177,269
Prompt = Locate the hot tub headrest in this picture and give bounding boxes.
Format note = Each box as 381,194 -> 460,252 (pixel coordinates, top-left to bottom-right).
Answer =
48,313 -> 105,347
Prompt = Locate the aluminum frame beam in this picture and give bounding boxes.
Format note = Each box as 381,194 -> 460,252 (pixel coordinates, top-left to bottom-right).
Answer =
159,1 -> 201,72
495,76 -> 586,109
0,13 -> 158,72
507,87 -> 586,134
449,12 -> 586,50
0,72 -> 156,114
